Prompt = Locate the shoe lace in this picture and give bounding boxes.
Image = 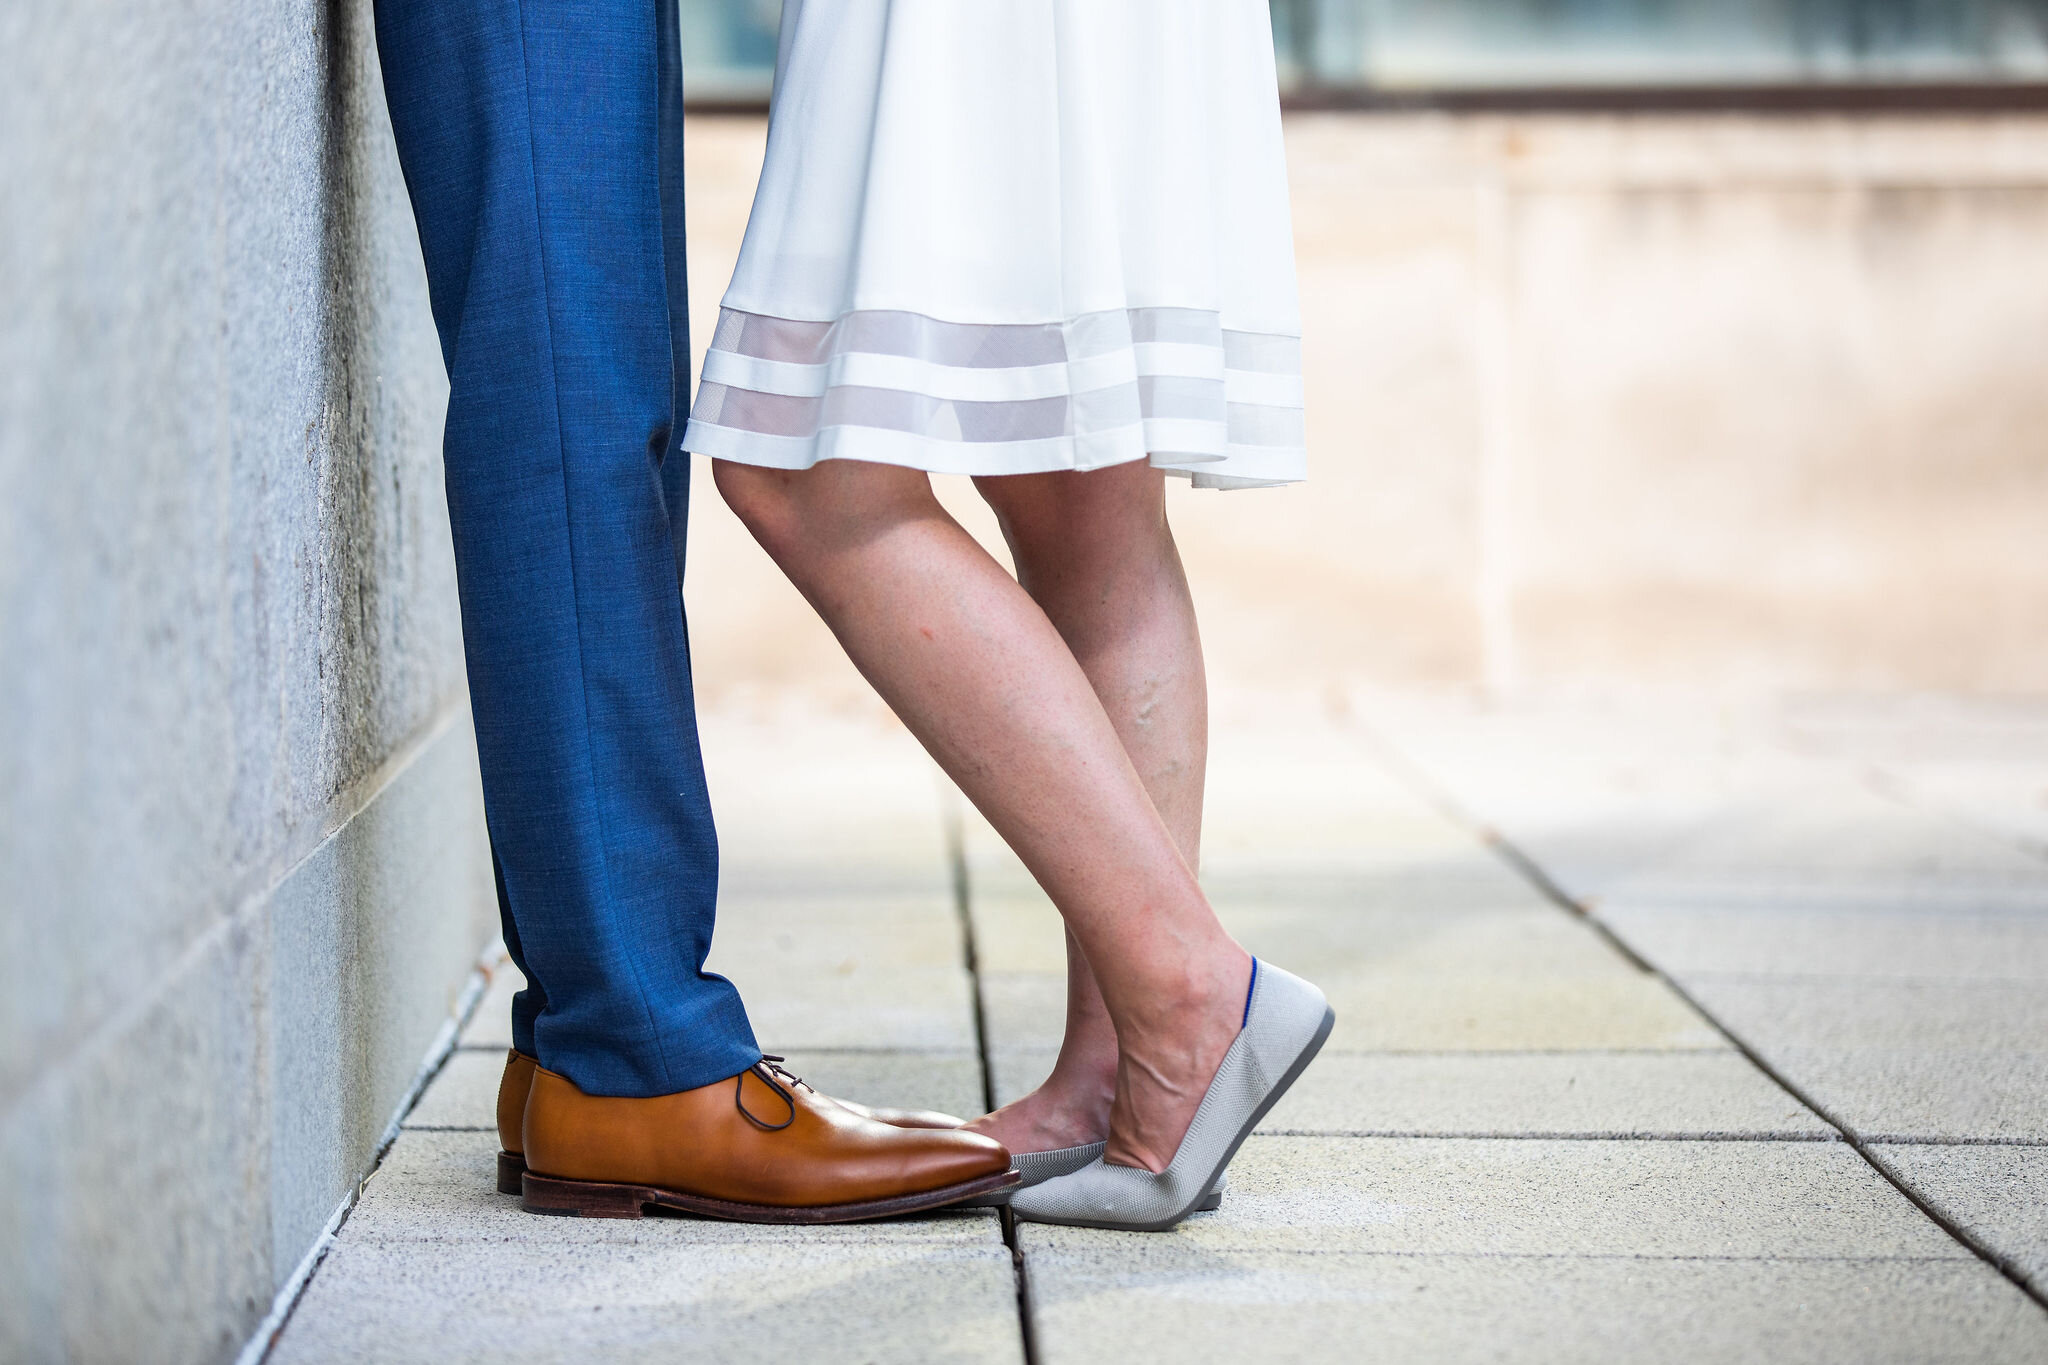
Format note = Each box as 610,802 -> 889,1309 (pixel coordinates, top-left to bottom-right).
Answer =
733,1054 -> 805,1131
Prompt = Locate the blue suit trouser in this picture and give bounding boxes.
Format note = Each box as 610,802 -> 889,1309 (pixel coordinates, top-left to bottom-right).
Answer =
372,0 -> 760,1096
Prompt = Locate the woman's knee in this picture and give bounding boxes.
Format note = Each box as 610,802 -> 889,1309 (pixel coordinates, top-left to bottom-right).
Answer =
973,472 -> 1066,564
711,459 -> 803,556
714,458 -> 937,566
976,465 -> 1168,577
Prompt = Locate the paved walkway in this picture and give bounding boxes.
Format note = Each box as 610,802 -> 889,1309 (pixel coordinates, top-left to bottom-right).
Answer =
266,695 -> 2048,1363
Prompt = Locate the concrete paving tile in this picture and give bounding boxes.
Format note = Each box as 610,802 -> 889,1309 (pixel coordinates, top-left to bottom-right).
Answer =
1746,1047 -> 2048,1143
1320,972 -> 1723,1052
1368,713 -> 1795,898
956,846 -> 1042,903
346,1132 -> 1002,1248
1682,975 -> 2048,1054
1878,762 -> 2048,865
1595,879 -> 2048,917
1219,901 -> 1644,977
1600,903 -> 2048,980
1021,1248 -> 2048,1365
723,964 -> 979,1051
1773,695 -> 2048,770
699,709 -> 957,886
979,973 -> 1068,1052
1870,1144 -> 2048,1294
960,794 -> 1522,903
960,734 -> 1491,884
1381,703 -> 2048,913
1044,1137 -> 1967,1258
717,860 -> 953,901
1539,801 -> 2048,920
1256,1052 -> 1824,1138
457,966 -> 521,1049
1203,857 -> 1551,913
979,966 -> 1721,1056
705,892 -> 965,974
404,1048 -> 505,1130
1586,795 -> 2048,900
988,1047 -> 1059,1109
964,872 -> 1579,979
1200,843 -> 1542,889
1680,975 -> 2048,1140
769,1049 -> 987,1123
1200,741 -> 1490,866
272,1237 -> 1023,1365
990,1050 -> 1819,1139
967,889 -> 1066,975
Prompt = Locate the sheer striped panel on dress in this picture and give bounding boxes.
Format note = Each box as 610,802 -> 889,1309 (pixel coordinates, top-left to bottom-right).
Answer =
684,306 -> 1305,489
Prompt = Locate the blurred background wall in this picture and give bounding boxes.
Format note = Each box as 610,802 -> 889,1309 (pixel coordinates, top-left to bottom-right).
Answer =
682,0 -> 2048,708
3,2 -> 2046,1363
0,2 -> 494,1361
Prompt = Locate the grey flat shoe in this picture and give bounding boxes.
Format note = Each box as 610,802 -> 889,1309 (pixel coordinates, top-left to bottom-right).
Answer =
959,1141 -> 1226,1210
1008,960 -> 1331,1232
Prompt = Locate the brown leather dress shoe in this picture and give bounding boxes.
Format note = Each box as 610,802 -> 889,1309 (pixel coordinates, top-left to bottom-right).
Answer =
492,1050 -> 963,1194
518,1062 -> 1015,1222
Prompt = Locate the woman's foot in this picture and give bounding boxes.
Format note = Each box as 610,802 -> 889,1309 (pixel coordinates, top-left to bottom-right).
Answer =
1102,948 -> 1253,1172
965,1063 -> 1116,1155
1008,962 -> 1332,1231
968,947 -> 1254,1172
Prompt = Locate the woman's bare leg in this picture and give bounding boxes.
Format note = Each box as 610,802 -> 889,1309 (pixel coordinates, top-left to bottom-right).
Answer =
713,458 -> 1248,1171
964,463 -> 1208,1152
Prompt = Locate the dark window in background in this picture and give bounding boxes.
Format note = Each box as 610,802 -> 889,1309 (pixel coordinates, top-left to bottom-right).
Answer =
681,1 -> 2048,106
679,0 -> 781,104
1274,0 -> 2048,96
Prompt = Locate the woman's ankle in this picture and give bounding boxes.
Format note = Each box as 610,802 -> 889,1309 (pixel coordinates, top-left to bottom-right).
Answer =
967,1080 -> 1114,1151
1037,1062 -> 1116,1128
1112,943 -> 1253,1036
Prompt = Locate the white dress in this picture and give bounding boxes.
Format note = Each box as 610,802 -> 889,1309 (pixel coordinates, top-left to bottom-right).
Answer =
683,0 -> 1305,490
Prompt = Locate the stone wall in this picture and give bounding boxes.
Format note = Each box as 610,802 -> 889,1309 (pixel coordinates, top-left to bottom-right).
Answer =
0,2 -> 494,1361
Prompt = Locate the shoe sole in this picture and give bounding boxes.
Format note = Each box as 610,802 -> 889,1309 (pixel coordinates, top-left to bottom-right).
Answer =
966,1182 -> 1225,1212
503,1146 -> 1211,1212
1024,1003 -> 1336,1233
519,1167 -> 1021,1223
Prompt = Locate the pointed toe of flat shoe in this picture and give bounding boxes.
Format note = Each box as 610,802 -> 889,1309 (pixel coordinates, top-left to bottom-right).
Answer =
1010,961 -> 1331,1232
957,1141 -> 1105,1207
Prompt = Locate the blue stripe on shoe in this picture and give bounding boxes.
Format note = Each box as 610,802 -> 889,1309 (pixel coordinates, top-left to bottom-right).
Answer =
1242,957 -> 1259,1029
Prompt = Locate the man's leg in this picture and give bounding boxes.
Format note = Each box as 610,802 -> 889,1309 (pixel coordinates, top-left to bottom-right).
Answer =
373,0 -> 754,1097
370,0 -> 1014,1224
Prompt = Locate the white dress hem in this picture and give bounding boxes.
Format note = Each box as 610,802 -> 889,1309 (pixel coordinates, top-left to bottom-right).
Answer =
684,418 -> 1305,490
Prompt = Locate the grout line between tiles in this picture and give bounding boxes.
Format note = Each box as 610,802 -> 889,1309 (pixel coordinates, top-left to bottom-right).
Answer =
990,1044 -> 1741,1058
1294,1055 -> 1744,1064
943,788 -> 1040,1365
1018,1247 -> 1985,1267
1249,1129 -> 1839,1142
1862,1135 -> 2048,1148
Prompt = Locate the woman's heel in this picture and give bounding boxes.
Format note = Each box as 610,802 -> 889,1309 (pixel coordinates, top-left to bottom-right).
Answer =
520,1172 -> 651,1219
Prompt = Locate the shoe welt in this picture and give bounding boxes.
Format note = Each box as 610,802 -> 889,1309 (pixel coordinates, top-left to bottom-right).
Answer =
1008,960 -> 1331,1232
